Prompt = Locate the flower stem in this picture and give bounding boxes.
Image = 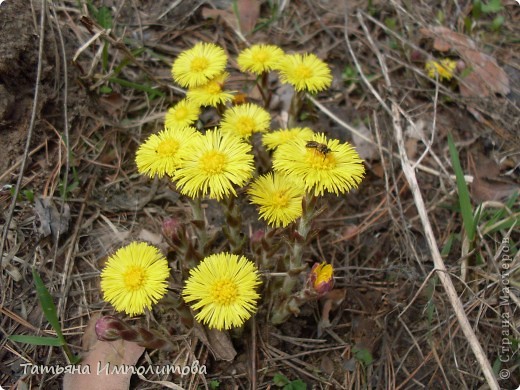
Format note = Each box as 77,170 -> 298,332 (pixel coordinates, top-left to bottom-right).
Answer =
188,198 -> 209,256
287,90 -> 305,128
221,196 -> 245,254
285,192 -> 315,289
271,192 -> 317,324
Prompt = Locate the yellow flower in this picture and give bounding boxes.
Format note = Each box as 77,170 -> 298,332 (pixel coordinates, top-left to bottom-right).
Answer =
237,44 -> 285,75
273,133 -> 365,196
308,262 -> 334,296
183,252 -> 262,330
136,126 -> 201,178
262,127 -> 315,151
165,99 -> 201,130
277,53 -> 332,93
174,129 -> 254,200
425,59 -> 457,81
248,172 -> 304,228
171,42 -> 228,88
187,72 -> 234,107
220,103 -> 271,139
101,242 -> 170,316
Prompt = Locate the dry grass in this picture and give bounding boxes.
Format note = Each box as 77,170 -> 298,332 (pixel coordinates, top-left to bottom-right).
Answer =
1,0 -> 519,389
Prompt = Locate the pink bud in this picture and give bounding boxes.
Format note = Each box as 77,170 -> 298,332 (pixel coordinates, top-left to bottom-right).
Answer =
162,217 -> 182,243
250,229 -> 265,244
95,315 -> 124,341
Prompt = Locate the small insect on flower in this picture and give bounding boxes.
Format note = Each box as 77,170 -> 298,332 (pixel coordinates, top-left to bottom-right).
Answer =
305,140 -> 332,157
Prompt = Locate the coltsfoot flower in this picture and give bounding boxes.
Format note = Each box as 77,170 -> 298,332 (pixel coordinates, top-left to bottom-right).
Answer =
262,127 -> 315,151
182,252 -> 262,330
425,58 -> 457,81
165,99 -> 201,130
186,72 -> 234,107
277,53 -> 332,93
171,42 -> 228,88
248,172 -> 304,228
136,126 -> 201,178
220,103 -> 271,139
237,44 -> 285,75
273,133 -> 365,196
100,242 -> 170,316
308,262 -> 334,296
174,129 -> 254,200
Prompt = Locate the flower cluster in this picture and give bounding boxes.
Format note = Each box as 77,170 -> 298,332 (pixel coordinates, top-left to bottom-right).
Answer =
101,41 -> 365,331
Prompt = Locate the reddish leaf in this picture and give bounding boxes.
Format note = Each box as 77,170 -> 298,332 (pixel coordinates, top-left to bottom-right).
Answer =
237,0 -> 260,34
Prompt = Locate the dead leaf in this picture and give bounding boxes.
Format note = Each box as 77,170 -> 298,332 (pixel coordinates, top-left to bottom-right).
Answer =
471,177 -> 519,203
237,0 -> 260,34
63,314 -> 145,390
420,26 -> 476,52
34,197 -> 70,240
194,323 -> 237,361
468,153 -> 519,202
420,26 -> 510,97
201,7 -> 239,32
136,374 -> 185,389
351,123 -> 378,161
459,49 -> 510,97
138,229 -> 163,245
82,312 -> 102,351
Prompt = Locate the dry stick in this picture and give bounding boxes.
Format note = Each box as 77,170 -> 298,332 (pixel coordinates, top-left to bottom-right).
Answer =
49,3 -> 70,277
0,0 -> 47,278
392,105 -> 498,388
58,176 -> 96,318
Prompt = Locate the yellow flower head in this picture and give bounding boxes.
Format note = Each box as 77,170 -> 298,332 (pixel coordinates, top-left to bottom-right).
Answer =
183,252 -> 262,330
187,72 -> 234,107
220,103 -> 271,139
308,262 -> 334,296
101,242 -> 170,316
277,53 -> 332,93
172,42 -> 228,88
165,99 -> 201,130
248,172 -> 304,228
174,129 -> 254,200
262,127 -> 315,151
425,59 -> 457,81
136,126 -> 201,178
273,133 -> 365,196
237,44 -> 285,75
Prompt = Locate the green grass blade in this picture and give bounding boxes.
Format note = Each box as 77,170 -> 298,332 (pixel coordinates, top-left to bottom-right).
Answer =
32,268 -> 65,343
9,335 -> 63,347
447,133 -> 476,241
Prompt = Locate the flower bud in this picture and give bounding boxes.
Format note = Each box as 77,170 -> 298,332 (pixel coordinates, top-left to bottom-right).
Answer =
95,315 -> 127,341
162,217 -> 182,243
308,262 -> 334,296
250,229 -> 265,244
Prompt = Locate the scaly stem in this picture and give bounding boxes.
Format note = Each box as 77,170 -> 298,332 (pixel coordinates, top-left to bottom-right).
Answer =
188,198 -> 209,256
221,196 -> 245,254
283,192 -> 316,292
271,192 -> 317,324
287,90 -> 305,128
